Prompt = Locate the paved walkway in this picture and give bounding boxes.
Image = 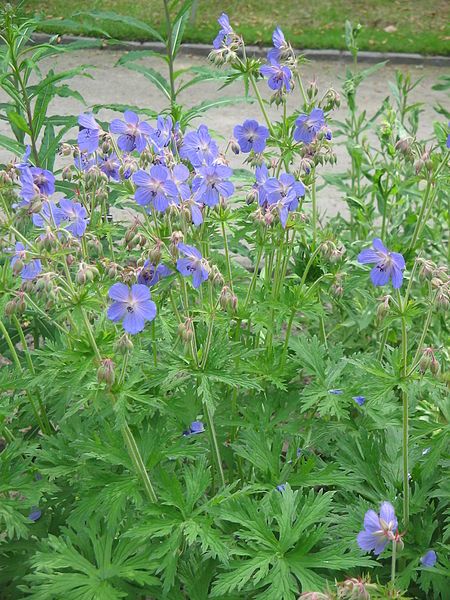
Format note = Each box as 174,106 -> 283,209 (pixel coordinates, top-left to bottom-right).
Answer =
0,49 -> 448,216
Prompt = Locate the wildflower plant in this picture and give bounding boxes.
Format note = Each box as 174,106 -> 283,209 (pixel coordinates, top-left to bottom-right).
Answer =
0,4 -> 449,600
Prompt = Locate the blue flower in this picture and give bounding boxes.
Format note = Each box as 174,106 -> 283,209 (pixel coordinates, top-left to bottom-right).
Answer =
172,164 -> 191,200
59,199 -> 89,237
78,113 -> 100,154
192,161 -> 234,207
180,125 -> 219,167
268,27 -> 288,62
176,243 -> 209,288
276,483 -> 287,492
357,501 -> 398,555
260,60 -> 292,92
254,164 -> 270,206
264,172 -> 305,227
10,242 -> 42,281
28,507 -> 42,522
358,239 -> 405,289
107,283 -> 157,335
18,166 -> 55,204
184,198 -> 204,226
74,152 -> 96,172
32,201 -> 63,229
213,13 -> 234,49
183,420 -> 205,436
151,115 -> 174,150
137,261 -> 172,287
133,165 -> 178,212
234,119 -> 269,153
420,550 -> 437,567
110,110 -> 154,153
353,395 -> 366,406
328,389 -> 343,395
98,153 -> 120,181
294,108 -> 327,144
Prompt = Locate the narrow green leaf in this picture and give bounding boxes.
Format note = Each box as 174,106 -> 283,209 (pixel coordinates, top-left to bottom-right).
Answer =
123,63 -> 171,99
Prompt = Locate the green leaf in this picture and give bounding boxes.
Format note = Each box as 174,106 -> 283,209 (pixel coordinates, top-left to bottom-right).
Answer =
73,10 -> 164,42
0,133 -> 24,156
115,50 -> 168,67
181,96 -> 255,125
7,110 -> 31,135
171,0 -> 193,56
122,63 -> 171,100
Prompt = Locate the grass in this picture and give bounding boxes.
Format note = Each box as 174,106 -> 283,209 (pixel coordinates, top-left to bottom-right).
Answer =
25,0 -> 450,56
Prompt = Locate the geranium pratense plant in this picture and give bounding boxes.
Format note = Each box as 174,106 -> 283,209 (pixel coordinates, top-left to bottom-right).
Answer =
0,6 -> 449,600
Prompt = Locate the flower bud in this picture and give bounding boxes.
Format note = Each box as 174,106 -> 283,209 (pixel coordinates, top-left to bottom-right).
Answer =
85,265 -> 99,282
5,299 -> 17,316
107,263 -> 120,278
246,188 -> 258,205
436,288 -> 449,310
101,140 -> 112,155
431,277 -> 443,289
148,240 -> 162,264
376,295 -> 391,321
0,170 -> 13,185
62,165 -> 73,181
395,137 -> 412,155
59,143 -> 73,156
115,333 -> 134,354
219,286 -> 238,311
209,265 -> 224,286
178,317 -> 194,343
306,78 -> 318,101
97,358 -> 115,387
337,577 -> 370,600
230,139 -> 240,155
320,87 -> 341,112
419,348 -> 434,374
417,258 -> 435,280
12,258 -> 24,275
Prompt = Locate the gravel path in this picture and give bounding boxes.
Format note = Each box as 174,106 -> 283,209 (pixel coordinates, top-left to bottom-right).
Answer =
0,49 -> 448,216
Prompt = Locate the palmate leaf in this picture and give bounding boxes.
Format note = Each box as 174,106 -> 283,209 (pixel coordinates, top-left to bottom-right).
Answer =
23,523 -> 159,599
211,486 -> 372,598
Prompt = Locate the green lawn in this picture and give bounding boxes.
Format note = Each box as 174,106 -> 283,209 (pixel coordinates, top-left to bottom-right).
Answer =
25,0 -> 450,55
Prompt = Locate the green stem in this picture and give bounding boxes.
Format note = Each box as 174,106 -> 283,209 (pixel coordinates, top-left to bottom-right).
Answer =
0,320 -> 47,433
409,179 -> 432,251
221,219 -> 233,292
163,0 -> 177,108
376,327 -> 389,362
248,72 -> 275,136
151,320 -> 158,367
12,315 -> 52,434
311,176 -> 318,247
391,540 -> 397,584
204,402 -> 225,488
397,290 -> 409,526
408,288 -> 436,376
117,351 -> 129,388
121,422 -> 158,503
295,72 -> 308,107
244,242 -> 264,310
